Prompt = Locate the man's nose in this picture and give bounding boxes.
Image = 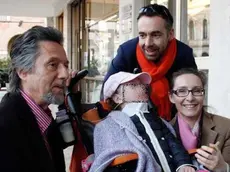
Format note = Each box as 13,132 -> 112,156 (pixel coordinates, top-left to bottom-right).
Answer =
58,64 -> 69,80
145,36 -> 153,46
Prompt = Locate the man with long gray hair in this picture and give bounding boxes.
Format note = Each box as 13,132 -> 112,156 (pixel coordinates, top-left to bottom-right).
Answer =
0,26 -> 69,172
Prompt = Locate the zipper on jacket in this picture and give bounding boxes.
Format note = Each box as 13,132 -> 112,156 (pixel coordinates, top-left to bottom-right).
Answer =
136,112 -> 171,172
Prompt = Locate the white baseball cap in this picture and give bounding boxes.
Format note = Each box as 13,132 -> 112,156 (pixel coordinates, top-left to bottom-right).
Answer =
103,71 -> 152,100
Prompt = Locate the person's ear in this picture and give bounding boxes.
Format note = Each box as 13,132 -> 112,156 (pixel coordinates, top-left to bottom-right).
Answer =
17,69 -> 28,81
168,92 -> 175,104
168,28 -> 174,41
112,93 -> 123,104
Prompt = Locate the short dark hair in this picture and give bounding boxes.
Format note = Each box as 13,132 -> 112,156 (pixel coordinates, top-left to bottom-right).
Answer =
9,26 -> 64,92
137,3 -> 173,31
169,68 -> 207,90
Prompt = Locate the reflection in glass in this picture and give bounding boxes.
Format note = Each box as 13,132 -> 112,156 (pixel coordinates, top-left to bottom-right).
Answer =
202,52 -> 209,56
83,0 -> 119,103
187,0 -> 210,57
85,1 -> 119,77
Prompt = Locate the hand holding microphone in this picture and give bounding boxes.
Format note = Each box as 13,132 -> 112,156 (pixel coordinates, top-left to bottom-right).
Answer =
68,69 -> 88,91
65,69 -> 88,114
66,69 -> 88,93
56,69 -> 88,146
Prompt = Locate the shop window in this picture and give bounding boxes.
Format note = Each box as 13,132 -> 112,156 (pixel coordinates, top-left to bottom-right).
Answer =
187,0 -> 210,58
82,0 -> 119,103
203,19 -> 208,39
57,13 -> 63,33
0,16 -> 10,21
189,20 -> 194,40
202,52 -> 209,57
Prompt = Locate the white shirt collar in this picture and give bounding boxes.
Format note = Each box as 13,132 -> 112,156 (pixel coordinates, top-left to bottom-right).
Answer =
121,102 -> 149,117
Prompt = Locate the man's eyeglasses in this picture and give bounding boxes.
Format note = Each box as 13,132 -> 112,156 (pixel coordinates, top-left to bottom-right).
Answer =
171,88 -> 205,97
138,5 -> 172,23
139,6 -> 167,16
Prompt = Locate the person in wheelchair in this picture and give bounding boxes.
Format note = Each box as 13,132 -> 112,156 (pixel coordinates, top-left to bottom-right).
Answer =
89,71 -> 196,172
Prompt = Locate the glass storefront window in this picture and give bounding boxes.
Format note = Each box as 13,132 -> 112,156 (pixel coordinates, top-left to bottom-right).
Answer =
83,0 -> 119,103
85,14 -> 119,77
187,0 -> 210,57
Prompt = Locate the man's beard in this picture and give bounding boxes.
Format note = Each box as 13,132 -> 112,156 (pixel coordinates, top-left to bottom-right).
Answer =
43,91 -> 65,105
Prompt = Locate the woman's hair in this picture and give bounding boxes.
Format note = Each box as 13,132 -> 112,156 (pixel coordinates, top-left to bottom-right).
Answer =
169,68 -> 207,90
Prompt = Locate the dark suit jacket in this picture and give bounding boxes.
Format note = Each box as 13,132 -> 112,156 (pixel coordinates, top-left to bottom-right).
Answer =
171,111 -> 230,165
0,92 -> 66,172
103,37 -> 197,83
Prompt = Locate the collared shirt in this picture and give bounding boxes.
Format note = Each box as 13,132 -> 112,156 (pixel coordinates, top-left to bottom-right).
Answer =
20,90 -> 52,156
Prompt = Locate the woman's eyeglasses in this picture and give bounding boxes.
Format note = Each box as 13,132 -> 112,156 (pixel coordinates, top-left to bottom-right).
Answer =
171,88 -> 205,97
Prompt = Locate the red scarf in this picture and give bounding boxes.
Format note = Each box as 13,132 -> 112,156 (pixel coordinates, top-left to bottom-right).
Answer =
136,38 -> 177,120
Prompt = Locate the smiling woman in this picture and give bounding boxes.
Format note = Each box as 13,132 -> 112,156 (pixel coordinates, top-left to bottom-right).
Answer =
169,68 -> 230,171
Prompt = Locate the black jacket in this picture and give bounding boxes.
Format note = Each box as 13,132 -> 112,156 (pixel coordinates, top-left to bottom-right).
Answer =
0,92 -> 65,172
130,112 -> 192,171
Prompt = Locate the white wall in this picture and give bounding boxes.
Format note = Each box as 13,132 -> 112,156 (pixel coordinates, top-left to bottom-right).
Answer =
208,0 -> 230,118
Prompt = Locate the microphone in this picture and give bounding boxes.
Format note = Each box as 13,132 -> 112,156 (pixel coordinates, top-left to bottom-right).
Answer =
68,69 -> 88,91
65,69 -> 88,114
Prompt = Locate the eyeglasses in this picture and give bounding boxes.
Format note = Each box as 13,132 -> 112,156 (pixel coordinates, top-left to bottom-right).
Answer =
138,5 -> 172,23
171,88 -> 205,97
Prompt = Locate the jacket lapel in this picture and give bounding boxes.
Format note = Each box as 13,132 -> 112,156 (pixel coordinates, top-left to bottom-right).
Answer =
13,93 -> 55,171
201,112 -> 218,145
171,112 -> 218,146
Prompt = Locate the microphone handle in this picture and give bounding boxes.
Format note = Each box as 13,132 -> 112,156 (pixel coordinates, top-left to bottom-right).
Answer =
68,69 -> 88,90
